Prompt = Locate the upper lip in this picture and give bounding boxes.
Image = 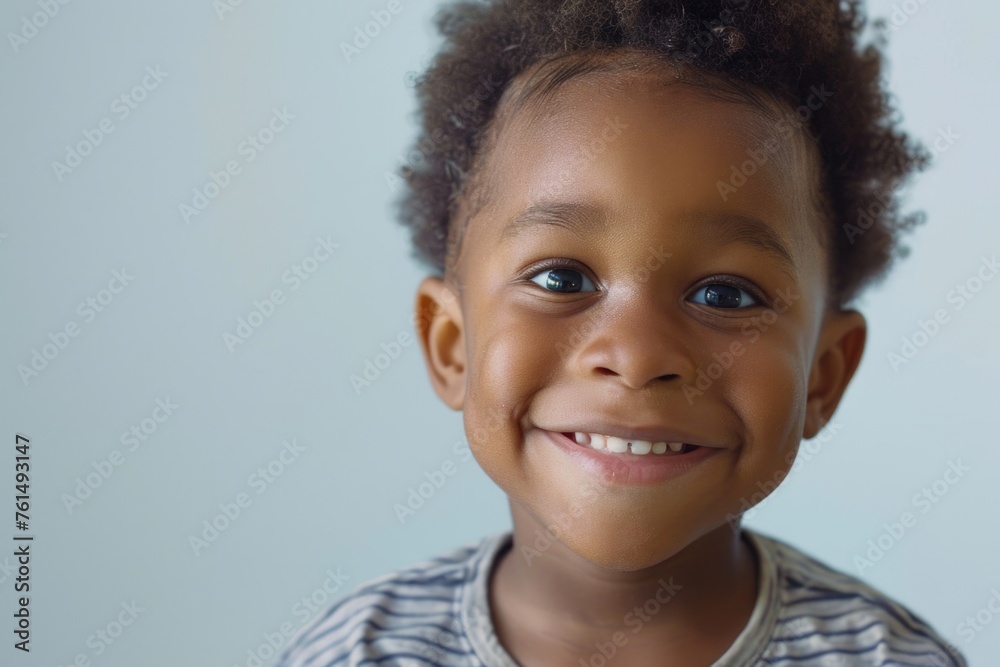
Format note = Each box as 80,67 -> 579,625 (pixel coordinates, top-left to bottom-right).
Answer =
542,424 -> 726,449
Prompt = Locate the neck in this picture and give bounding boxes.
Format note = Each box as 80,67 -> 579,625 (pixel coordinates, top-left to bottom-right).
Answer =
489,500 -> 759,662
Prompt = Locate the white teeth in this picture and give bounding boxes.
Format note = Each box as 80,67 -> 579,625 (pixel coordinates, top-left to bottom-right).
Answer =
629,440 -> 652,455
571,433 -> 688,455
605,436 -> 629,453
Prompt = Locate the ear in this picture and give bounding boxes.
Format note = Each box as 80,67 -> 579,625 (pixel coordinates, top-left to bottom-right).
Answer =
414,276 -> 466,410
802,309 -> 867,439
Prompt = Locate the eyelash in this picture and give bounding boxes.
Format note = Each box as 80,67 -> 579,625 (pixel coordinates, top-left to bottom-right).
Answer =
693,274 -> 771,309
523,258 -> 597,293
522,259 -> 771,308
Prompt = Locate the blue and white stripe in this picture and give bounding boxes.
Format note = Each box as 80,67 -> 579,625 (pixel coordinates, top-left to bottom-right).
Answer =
274,530 -> 966,667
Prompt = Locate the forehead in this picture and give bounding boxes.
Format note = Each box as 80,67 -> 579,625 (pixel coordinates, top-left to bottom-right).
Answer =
455,68 -> 826,280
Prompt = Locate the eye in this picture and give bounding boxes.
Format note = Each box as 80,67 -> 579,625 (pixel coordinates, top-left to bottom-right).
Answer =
528,266 -> 597,293
688,282 -> 760,309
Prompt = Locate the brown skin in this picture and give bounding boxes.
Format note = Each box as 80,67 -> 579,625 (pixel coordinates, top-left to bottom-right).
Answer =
414,66 -> 867,666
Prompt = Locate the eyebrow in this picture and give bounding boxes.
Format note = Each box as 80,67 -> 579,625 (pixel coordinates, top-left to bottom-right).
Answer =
498,201 -> 797,276
499,201 -> 607,242
685,211 -> 798,276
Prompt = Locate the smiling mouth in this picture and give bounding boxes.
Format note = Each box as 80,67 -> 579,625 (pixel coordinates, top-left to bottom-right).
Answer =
560,432 -> 699,456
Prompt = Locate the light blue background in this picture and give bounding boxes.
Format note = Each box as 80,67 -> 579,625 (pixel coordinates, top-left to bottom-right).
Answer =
0,1 -> 997,665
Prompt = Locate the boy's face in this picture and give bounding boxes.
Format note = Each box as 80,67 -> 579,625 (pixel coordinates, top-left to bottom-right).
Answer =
416,67 -> 866,569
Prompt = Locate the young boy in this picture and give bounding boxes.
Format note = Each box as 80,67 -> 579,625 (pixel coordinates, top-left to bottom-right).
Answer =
278,1 -> 967,665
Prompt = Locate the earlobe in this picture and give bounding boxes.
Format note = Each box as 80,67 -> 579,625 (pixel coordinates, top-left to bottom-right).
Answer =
414,276 -> 466,410
802,309 -> 867,440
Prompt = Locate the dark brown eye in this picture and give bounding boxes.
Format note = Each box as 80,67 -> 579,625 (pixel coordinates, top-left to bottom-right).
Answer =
529,267 -> 596,293
689,283 -> 758,308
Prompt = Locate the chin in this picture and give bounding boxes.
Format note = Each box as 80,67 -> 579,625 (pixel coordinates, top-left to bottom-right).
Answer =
550,516 -> 700,571
571,537 -> 682,571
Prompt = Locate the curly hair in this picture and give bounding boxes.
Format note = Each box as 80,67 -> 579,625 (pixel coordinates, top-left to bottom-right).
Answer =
392,0 -> 930,308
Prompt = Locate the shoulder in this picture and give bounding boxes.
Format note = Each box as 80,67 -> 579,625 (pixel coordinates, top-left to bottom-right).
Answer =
747,530 -> 967,667
273,535 -> 496,667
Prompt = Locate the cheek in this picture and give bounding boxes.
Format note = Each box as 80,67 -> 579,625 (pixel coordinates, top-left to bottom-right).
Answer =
462,306 -> 560,487
722,332 -> 809,479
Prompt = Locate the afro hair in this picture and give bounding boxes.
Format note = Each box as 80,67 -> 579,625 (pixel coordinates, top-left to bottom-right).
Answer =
393,0 -> 930,308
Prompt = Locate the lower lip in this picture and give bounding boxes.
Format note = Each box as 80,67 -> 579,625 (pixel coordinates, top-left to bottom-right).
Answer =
542,430 -> 723,486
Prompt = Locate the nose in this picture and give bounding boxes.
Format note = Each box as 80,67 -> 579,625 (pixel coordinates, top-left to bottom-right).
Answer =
571,299 -> 697,390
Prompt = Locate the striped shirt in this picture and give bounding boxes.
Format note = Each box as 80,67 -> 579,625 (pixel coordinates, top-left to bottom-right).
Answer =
274,529 -> 967,667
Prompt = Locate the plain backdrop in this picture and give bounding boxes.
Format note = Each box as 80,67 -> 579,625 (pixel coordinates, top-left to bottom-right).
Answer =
1,0 -> 997,665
